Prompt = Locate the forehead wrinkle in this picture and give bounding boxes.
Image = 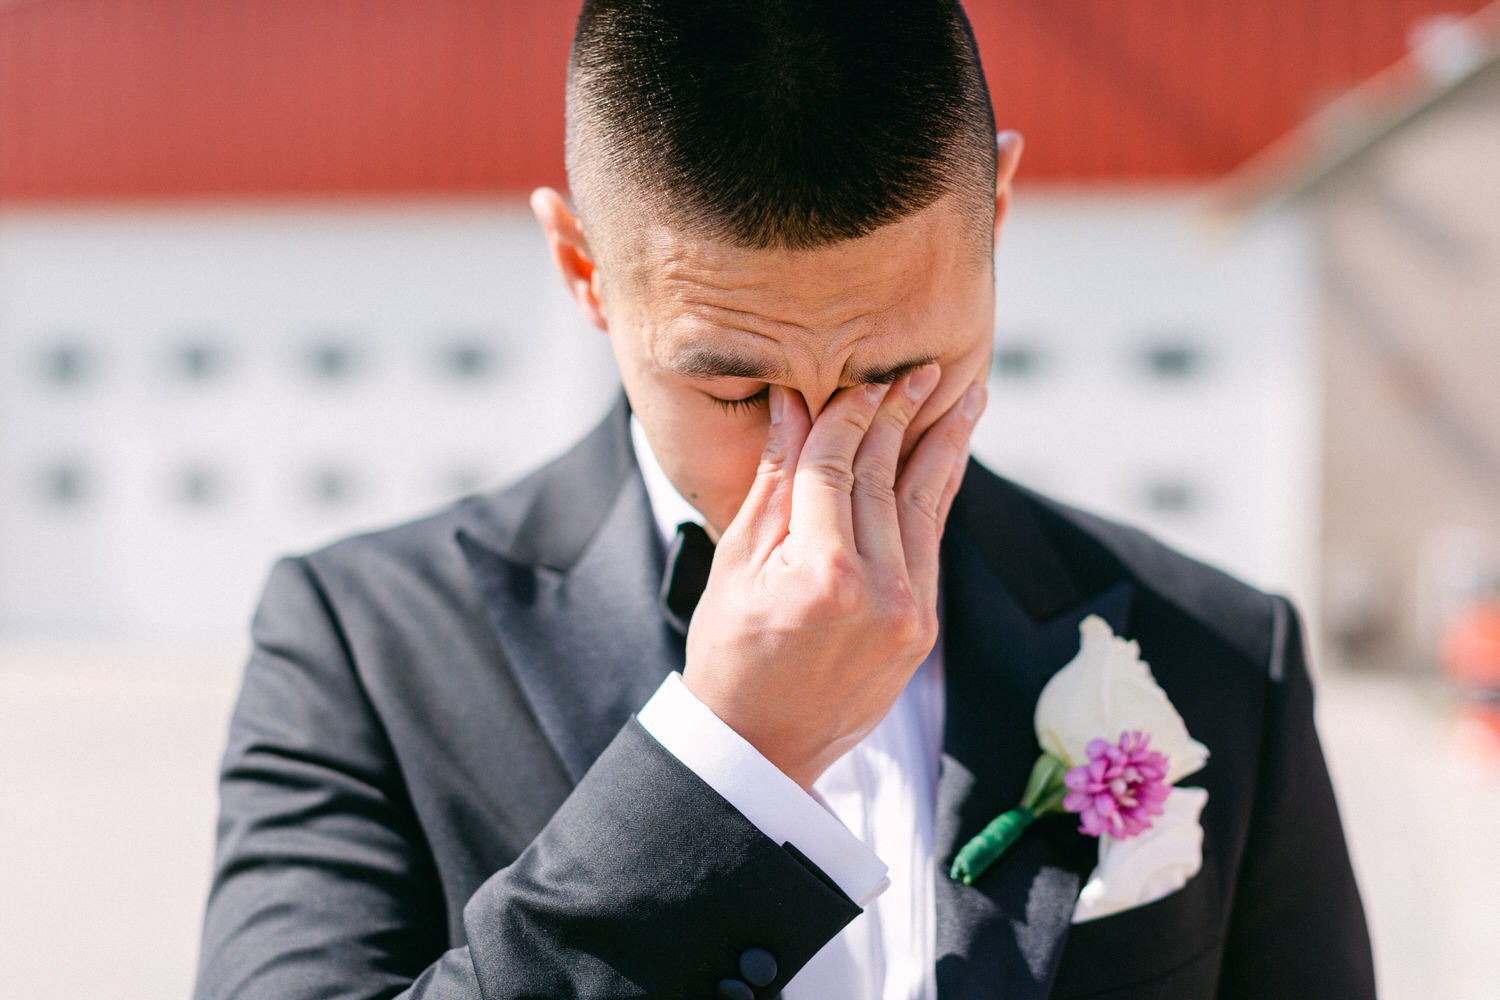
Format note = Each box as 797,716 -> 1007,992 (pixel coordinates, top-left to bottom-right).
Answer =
656,251 -> 914,334
670,272 -> 899,339
808,287 -> 942,386
627,204 -> 971,390
656,292 -> 898,387
653,247 -> 774,296
692,300 -> 819,337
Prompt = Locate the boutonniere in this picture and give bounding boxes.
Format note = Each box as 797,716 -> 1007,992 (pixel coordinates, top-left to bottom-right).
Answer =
950,615 -> 1210,922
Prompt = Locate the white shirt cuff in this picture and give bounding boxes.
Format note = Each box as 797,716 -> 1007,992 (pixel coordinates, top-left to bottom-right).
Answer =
637,671 -> 891,908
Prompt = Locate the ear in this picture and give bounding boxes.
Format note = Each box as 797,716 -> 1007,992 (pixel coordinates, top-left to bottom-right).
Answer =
530,187 -> 608,330
994,130 -> 1024,238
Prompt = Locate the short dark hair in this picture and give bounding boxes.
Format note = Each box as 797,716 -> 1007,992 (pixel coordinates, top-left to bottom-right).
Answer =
566,0 -> 998,254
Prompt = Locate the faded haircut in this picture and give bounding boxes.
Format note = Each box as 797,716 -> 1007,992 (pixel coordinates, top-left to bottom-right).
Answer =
566,0 -> 999,258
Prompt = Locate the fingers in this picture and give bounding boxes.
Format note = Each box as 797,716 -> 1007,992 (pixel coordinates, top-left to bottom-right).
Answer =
935,445 -> 971,538
895,382 -> 987,597
787,381 -> 891,552
721,385 -> 810,561
850,364 -> 940,562
720,373 -> 983,592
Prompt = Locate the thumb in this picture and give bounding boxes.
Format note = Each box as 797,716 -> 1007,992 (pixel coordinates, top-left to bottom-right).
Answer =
719,385 -> 808,561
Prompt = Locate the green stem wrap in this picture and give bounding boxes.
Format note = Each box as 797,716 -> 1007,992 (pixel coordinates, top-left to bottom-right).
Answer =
949,806 -> 1036,885
948,752 -> 1071,885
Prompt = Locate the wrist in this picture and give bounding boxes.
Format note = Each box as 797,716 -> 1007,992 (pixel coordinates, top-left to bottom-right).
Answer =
681,672 -> 836,790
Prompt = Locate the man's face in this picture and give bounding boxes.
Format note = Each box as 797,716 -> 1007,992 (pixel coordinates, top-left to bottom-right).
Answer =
593,195 -> 995,537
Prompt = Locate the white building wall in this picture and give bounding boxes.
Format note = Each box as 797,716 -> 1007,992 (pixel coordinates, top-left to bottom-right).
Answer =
0,204 -> 619,646
976,194 -> 1320,612
0,195 -> 1319,649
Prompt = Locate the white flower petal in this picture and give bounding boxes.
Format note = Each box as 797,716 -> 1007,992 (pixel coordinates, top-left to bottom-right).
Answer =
1034,615 -> 1209,782
1072,786 -> 1209,923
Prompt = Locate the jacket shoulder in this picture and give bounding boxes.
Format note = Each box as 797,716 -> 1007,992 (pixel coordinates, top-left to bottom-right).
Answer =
1018,479 -> 1289,675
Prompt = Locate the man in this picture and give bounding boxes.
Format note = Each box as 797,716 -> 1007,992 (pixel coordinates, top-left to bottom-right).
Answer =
194,2 -> 1375,998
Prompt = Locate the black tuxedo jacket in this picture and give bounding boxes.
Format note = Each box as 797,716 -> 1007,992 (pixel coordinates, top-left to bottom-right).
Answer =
194,399 -> 1374,999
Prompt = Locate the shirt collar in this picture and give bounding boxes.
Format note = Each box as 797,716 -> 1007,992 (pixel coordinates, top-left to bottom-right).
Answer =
630,415 -> 707,549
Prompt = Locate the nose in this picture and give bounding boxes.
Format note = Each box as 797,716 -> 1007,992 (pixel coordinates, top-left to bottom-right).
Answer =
796,380 -> 845,421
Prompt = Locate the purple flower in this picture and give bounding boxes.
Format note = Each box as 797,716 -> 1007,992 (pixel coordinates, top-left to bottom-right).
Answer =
1063,731 -> 1172,839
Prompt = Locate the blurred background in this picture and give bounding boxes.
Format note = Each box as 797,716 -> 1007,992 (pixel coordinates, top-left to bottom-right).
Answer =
2,1 -> 1498,996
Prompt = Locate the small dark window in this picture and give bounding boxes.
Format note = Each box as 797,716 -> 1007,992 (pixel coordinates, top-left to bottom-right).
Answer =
306,466 -> 359,506
172,341 -> 228,381
305,340 -> 361,381
1143,478 -> 1199,515
1140,341 -> 1204,379
173,464 -> 225,506
39,342 -> 93,385
39,462 -> 90,506
439,339 -> 499,380
992,342 -> 1042,378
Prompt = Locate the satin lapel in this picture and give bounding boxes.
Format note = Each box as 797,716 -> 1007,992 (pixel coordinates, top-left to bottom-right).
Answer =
933,469 -> 1134,1000
457,401 -> 682,784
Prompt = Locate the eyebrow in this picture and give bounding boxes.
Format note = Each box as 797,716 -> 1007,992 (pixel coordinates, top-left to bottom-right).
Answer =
842,354 -> 938,386
665,345 -> 937,387
665,345 -> 787,381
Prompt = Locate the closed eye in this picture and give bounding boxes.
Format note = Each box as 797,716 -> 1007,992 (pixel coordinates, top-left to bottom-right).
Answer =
707,385 -> 770,414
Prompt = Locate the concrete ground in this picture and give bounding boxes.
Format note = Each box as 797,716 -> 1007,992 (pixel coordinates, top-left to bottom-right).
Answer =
1315,667 -> 1500,1000
1,642 -> 1496,1000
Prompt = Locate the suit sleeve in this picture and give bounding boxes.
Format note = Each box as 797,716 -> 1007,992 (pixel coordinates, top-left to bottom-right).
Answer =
194,556 -> 860,1000
1216,597 -> 1376,999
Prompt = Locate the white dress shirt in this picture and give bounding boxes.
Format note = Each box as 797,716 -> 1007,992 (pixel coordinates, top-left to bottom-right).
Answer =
630,418 -> 943,1000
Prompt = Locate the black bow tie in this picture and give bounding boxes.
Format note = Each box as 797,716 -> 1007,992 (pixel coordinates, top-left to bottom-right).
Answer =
660,521 -> 715,636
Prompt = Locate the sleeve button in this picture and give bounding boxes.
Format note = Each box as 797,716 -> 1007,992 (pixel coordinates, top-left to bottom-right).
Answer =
738,947 -> 778,987
716,979 -> 754,1000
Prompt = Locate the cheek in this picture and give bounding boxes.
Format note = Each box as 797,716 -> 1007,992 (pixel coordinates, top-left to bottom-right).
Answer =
650,400 -> 769,528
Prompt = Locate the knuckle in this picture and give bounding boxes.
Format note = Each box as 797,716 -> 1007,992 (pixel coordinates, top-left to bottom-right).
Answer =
888,606 -> 923,646
809,550 -> 862,614
851,476 -> 897,510
757,451 -> 787,478
877,583 -> 935,651
832,402 -> 875,435
882,611 -> 918,650
852,451 -> 898,490
901,480 -> 946,521
888,389 -> 923,425
871,390 -> 915,427
804,456 -> 857,493
884,587 -> 919,629
760,435 -> 789,468
823,547 -> 861,586
914,607 -> 939,650
869,566 -> 911,601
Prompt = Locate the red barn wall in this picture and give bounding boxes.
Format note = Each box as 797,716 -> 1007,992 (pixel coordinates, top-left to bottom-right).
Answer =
0,0 -> 1489,201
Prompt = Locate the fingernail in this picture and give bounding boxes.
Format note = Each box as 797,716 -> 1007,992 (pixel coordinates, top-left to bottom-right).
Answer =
906,364 -> 940,402
962,383 -> 988,420
769,385 -> 785,425
864,382 -> 889,404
